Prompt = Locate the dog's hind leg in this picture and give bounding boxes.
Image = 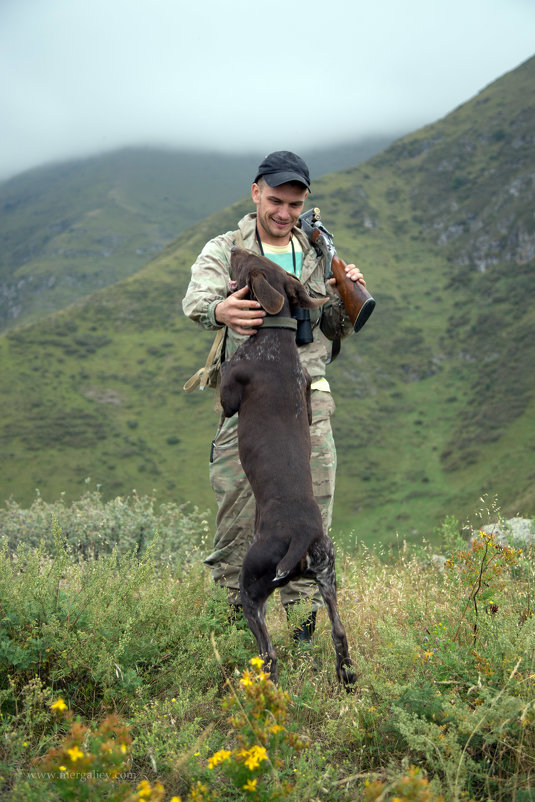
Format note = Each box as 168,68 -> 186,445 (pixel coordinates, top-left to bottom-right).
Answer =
309,545 -> 357,691
240,536 -> 288,683
317,574 -> 357,690
240,590 -> 278,683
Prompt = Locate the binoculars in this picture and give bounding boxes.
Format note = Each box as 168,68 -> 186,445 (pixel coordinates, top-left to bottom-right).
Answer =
293,307 -> 314,346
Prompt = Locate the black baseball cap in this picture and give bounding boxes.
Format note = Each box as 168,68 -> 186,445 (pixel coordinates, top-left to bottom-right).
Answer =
254,150 -> 311,191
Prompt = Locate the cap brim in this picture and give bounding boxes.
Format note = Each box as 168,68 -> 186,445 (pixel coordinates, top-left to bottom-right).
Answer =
260,170 -> 310,191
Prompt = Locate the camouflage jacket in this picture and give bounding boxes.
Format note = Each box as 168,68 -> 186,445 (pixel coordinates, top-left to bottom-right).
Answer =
182,213 -> 354,380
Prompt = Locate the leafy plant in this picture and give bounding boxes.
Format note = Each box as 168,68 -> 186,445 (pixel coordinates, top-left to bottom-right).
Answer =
203,650 -> 310,800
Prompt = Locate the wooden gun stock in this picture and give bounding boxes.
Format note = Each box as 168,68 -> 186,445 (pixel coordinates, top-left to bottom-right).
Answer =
310,228 -> 376,333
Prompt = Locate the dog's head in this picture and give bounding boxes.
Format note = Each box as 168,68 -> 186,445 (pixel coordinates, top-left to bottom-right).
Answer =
230,247 -> 327,315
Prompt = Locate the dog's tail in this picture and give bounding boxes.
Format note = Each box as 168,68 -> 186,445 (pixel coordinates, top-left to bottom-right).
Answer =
274,538 -> 307,583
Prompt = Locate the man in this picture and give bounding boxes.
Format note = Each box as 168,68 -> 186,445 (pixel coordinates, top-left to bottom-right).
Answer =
182,151 -> 366,638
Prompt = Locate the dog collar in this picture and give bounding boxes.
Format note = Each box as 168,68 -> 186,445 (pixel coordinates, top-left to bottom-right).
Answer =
259,317 -> 298,331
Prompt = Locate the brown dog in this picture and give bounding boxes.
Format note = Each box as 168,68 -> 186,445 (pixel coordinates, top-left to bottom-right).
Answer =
219,247 -> 356,690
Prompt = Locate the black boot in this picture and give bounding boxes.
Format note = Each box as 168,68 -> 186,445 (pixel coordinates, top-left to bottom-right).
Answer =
294,609 -> 317,642
285,604 -> 317,643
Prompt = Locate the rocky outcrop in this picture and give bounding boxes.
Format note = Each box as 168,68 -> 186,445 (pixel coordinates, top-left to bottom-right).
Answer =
480,517 -> 534,547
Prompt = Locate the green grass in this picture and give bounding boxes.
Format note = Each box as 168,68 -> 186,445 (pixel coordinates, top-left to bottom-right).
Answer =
1,495 -> 534,800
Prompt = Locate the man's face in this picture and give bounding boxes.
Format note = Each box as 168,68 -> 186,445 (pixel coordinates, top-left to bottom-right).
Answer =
251,180 -> 308,245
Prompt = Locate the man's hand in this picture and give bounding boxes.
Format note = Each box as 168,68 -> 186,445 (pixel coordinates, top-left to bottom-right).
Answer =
215,286 -> 265,335
327,263 -> 366,293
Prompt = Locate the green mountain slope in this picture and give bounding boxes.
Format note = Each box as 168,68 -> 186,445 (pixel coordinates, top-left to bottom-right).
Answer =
1,57 -> 534,547
0,138 -> 395,332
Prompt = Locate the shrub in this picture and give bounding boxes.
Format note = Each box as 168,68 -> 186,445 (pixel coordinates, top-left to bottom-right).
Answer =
0,485 -> 210,564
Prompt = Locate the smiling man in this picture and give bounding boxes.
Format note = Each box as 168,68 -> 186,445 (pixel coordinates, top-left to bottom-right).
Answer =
182,151 -> 366,639
253,153 -> 309,242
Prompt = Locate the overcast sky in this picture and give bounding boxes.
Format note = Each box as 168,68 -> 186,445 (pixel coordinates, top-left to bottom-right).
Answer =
1,0 -> 534,181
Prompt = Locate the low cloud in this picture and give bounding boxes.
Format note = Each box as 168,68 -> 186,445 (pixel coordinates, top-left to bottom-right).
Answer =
1,0 -> 534,179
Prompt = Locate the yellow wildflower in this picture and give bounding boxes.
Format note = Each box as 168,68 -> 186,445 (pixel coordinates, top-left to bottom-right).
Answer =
242,745 -> 268,770
243,778 -> 258,791
240,671 -> 253,687
189,785 -> 209,801
67,745 -> 84,762
269,724 -> 284,734
208,749 -> 231,769
120,743 -> 128,754
250,656 -> 264,669
137,779 -> 152,798
50,698 -> 68,712
59,766 -> 67,772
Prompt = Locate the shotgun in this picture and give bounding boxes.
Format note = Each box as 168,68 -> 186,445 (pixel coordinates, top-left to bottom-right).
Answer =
298,207 -> 375,332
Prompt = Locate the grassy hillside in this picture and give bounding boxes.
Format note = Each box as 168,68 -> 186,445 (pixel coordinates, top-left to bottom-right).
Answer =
0,137 -> 396,332
1,57 -> 534,547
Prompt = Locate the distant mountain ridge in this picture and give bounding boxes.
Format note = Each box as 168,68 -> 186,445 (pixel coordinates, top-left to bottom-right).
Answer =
0,56 -> 533,545
0,136 -> 397,332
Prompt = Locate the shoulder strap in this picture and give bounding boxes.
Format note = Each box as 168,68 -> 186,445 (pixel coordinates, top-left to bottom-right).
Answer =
183,327 -> 225,392
184,229 -> 240,393
232,229 -> 244,267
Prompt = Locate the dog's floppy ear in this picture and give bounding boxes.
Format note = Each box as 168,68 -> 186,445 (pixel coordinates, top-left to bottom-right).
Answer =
285,275 -> 328,310
248,269 -> 284,314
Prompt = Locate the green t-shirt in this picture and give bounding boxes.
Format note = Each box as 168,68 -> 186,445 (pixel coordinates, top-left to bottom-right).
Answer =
261,237 -> 303,279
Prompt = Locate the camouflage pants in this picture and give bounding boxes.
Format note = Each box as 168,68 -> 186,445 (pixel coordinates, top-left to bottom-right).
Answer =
204,390 -> 337,611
